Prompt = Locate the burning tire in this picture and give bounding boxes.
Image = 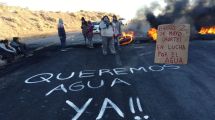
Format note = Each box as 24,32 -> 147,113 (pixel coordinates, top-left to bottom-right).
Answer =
119,31 -> 134,46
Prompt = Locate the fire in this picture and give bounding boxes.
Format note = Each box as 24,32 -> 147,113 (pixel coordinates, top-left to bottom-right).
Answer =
199,26 -> 215,34
119,31 -> 134,45
147,28 -> 158,41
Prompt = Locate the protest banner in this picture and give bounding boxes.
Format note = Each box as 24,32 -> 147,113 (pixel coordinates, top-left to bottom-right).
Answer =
155,24 -> 190,64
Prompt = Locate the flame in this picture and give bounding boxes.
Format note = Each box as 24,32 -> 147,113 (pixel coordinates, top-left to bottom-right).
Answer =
199,26 -> 215,34
147,28 -> 158,41
119,31 -> 134,45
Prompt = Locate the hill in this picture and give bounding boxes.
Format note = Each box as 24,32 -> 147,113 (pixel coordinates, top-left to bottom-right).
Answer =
0,4 -> 116,39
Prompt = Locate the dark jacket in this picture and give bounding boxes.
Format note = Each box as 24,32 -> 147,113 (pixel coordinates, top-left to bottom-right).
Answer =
58,24 -> 66,37
81,22 -> 88,36
87,23 -> 94,38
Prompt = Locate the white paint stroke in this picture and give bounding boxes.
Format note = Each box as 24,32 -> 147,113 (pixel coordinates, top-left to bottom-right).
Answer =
66,98 -> 93,120
136,97 -> 143,112
129,97 -> 135,114
45,84 -> 67,96
96,98 -> 124,120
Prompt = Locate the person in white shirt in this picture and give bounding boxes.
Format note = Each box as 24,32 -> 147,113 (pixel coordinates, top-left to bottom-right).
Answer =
99,15 -> 116,55
112,15 -> 122,50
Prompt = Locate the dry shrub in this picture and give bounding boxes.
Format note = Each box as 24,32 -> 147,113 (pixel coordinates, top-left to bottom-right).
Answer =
1,16 -> 16,22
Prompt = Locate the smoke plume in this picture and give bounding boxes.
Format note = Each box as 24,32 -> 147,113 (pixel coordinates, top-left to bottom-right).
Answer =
134,0 -> 215,32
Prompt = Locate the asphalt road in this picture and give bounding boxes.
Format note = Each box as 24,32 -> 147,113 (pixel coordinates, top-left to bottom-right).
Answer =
23,32 -> 92,49
0,33 -> 215,120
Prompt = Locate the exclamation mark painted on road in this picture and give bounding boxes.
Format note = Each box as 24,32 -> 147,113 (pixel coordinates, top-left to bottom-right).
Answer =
129,97 -> 135,114
129,97 -> 150,120
136,97 -> 143,112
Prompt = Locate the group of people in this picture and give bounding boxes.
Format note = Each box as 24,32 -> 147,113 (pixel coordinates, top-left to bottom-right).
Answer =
57,15 -> 122,55
0,15 -> 122,65
80,15 -> 122,55
57,17 -> 94,49
99,15 -> 122,55
0,37 -> 27,63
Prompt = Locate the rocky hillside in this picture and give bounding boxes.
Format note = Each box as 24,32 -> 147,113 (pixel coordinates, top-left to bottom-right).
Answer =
0,4 -> 115,39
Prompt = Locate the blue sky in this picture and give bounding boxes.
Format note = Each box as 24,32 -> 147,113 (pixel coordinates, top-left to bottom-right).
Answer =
0,0 -> 165,20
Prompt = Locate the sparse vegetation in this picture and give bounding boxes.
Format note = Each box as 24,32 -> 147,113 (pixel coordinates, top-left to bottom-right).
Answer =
0,5 -> 116,39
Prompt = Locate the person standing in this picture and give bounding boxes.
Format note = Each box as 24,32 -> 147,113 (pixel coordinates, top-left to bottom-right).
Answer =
57,18 -> 66,49
99,16 -> 116,55
112,15 -> 122,50
86,21 -> 94,48
81,17 -> 88,45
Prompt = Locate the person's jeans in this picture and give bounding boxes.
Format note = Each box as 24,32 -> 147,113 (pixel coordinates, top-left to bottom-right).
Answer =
102,36 -> 116,54
60,36 -> 66,48
82,32 -> 87,44
114,36 -> 120,50
87,36 -> 93,48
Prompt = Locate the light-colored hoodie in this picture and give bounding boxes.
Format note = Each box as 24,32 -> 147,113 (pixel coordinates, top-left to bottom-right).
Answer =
112,21 -> 122,35
99,21 -> 114,37
0,43 -> 16,53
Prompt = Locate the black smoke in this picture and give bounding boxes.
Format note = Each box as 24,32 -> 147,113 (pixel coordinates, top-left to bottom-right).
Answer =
142,0 -> 215,31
